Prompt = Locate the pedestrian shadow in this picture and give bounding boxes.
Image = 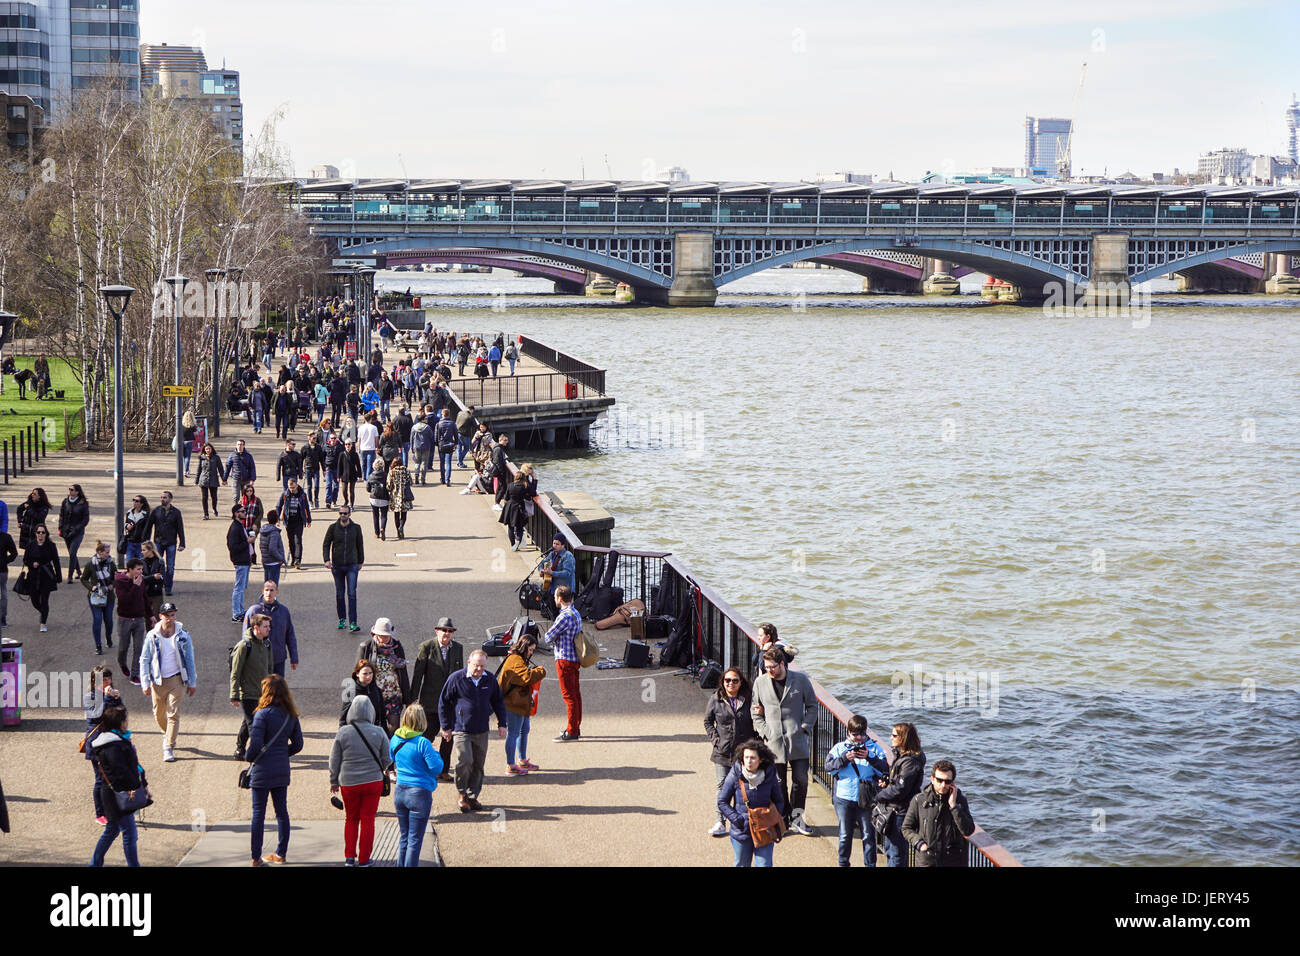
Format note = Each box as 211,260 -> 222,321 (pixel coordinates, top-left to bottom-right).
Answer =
434,567 -> 472,573
455,803 -> 674,822
2,794 -> 49,803
495,765 -> 692,784
567,734 -> 707,744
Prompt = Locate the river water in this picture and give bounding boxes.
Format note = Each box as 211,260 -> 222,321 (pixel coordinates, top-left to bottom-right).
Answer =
379,268 -> 1300,866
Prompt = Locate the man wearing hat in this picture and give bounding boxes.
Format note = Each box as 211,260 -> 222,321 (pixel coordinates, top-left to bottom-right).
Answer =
410,617 -> 463,779
137,601 -> 197,763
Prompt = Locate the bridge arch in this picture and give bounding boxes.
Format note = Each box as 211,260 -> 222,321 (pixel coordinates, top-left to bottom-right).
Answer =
383,248 -> 588,285
337,234 -> 672,290
714,237 -> 1085,291
1128,239 -> 1300,285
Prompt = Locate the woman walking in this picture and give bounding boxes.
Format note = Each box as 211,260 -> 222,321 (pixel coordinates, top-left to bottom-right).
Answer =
386,458 -> 413,540
705,667 -> 755,836
339,660 -> 386,726
498,632 -> 546,776
498,465 -> 534,552
246,674 -> 304,866
356,617 -> 410,733
83,665 -> 124,826
329,695 -> 392,867
23,524 -> 59,631
122,495 -> 149,563
16,486 -> 50,551
366,458 -> 390,541
139,541 -> 167,624
90,706 -> 147,866
874,721 -> 927,867
80,541 -> 117,654
718,739 -> 786,867
194,442 -> 222,519
57,484 -> 90,583
389,703 -> 444,867
181,410 -> 197,475
338,440 -> 362,509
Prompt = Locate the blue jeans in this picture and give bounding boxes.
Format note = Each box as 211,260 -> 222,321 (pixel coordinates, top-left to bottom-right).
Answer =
252,408 -> 263,432
883,811 -> 910,868
380,400 -> 390,422
360,449 -> 375,478
507,358 -> 515,375
332,563 -> 359,624
124,541 -> 143,564
232,564 -> 250,618
264,563 -> 282,584
457,434 -> 470,466
505,711 -> 530,765
182,445 -> 192,474
305,470 -> 320,503
730,836 -> 773,867
833,795 -> 876,867
393,784 -> 432,867
250,785 -> 290,860
91,811 -> 139,866
324,468 -> 338,505
90,598 -> 115,650
162,544 -> 177,593
438,448 -> 453,485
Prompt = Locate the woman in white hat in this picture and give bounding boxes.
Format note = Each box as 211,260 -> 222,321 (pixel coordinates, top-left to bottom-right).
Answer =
356,617 -> 410,733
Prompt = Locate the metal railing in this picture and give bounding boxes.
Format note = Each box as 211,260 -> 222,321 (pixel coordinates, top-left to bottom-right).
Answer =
2,418 -> 50,484
450,368 -> 604,408
519,335 -> 606,396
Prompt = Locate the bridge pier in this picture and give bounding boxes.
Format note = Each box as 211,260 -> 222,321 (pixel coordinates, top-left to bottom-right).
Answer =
1081,233 -> 1131,307
665,232 -> 718,306
861,272 -> 922,294
922,258 -> 960,295
1264,253 -> 1300,294
553,278 -> 585,295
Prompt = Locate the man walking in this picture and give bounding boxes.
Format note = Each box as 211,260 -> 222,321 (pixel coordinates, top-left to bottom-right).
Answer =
143,490 -> 185,596
410,617 -> 463,778
752,646 -> 818,835
455,403 -> 476,467
902,759 -> 976,867
301,432 -> 324,509
227,503 -> 255,622
138,601 -> 197,763
112,558 -> 150,684
229,612 -> 273,761
225,439 -> 257,504
545,585 -> 583,742
434,408 -> 458,487
276,477 -> 312,570
323,505 -> 365,632
490,433 -> 511,508
276,438 -> 302,495
243,580 -> 298,678
437,648 -> 507,813
409,410 -> 434,485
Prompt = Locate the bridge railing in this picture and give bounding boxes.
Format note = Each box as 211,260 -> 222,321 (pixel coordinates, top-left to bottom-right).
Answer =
519,335 -> 607,395
449,368 -> 604,407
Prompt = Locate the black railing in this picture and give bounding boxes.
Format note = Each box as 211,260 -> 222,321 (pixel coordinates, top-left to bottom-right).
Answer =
2,418 -> 51,484
450,368 -> 604,408
519,335 -> 606,396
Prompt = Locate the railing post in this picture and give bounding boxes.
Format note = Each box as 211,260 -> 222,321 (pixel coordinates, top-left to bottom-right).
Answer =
2,438 -> 7,484
18,428 -> 25,473
27,424 -> 34,465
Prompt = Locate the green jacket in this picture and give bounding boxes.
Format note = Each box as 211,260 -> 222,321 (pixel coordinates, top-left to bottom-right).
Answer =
230,630 -> 273,702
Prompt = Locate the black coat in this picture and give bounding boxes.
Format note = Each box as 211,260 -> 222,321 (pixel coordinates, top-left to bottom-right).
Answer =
23,540 -> 59,595
337,449 -> 363,483
145,505 -> 185,550
16,500 -> 49,551
876,748 -> 926,812
339,677 -> 385,727
704,693 -> 755,767
498,477 -> 532,530
227,520 -> 252,566
58,496 -> 90,541
91,731 -> 144,823
902,783 -> 976,862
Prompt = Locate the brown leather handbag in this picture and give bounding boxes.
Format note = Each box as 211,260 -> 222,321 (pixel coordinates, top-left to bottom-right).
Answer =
739,779 -> 787,848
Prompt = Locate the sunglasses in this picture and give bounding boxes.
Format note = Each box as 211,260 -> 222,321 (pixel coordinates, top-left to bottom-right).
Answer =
933,776 -> 955,785
722,678 -> 741,684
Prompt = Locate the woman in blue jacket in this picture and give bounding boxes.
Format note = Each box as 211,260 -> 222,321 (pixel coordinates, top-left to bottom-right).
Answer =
390,703 -> 444,867
246,674 -> 304,866
717,738 -> 786,867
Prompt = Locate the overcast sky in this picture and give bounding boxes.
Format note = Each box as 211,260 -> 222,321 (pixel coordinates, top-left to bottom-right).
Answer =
141,0 -> 1300,181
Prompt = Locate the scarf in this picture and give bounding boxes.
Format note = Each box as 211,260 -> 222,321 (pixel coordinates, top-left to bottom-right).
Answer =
740,765 -> 766,788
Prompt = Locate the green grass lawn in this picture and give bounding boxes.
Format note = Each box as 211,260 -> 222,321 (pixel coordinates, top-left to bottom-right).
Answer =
0,356 -> 86,450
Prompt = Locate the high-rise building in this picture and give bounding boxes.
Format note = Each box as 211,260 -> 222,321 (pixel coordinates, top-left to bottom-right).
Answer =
1197,147 -> 1253,182
1286,94 -> 1299,165
1023,116 -> 1072,179
0,0 -> 140,120
139,43 -> 242,148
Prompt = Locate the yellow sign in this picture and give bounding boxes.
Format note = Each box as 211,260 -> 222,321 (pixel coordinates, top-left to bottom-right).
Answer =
162,385 -> 194,398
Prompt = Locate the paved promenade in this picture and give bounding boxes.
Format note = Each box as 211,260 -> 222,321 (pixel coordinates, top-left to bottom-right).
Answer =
0,385 -> 840,867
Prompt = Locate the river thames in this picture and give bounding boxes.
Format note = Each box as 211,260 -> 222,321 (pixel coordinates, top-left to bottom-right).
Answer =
380,268 -> 1300,866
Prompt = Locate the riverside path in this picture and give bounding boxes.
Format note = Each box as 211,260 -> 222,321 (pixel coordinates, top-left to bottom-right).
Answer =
0,365 -> 842,867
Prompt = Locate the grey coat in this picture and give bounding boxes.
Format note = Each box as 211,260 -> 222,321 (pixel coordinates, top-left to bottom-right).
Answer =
328,696 -> 393,787
751,668 -> 817,762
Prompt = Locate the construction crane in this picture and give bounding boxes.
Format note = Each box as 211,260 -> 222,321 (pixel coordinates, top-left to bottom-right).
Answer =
1057,62 -> 1087,180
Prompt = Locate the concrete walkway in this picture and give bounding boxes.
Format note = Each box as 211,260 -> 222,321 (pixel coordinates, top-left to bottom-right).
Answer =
0,370 -> 841,867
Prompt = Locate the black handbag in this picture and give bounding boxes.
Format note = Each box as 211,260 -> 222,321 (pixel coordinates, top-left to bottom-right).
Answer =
11,571 -> 29,598
98,763 -> 153,814
871,801 -> 897,836
356,725 -> 399,797
239,710 -> 293,789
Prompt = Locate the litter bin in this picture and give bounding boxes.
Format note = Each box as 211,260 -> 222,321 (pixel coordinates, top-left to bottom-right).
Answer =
1,638 -> 20,727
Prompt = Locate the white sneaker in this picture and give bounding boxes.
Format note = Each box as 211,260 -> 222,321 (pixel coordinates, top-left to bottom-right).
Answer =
787,811 -> 812,836
491,503 -> 502,511
163,746 -> 176,762
39,624 -> 48,632
707,822 -> 728,837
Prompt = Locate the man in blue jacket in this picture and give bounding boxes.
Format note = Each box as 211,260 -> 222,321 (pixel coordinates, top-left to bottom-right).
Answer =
438,648 -> 507,814
824,714 -> 889,866
243,580 -> 299,677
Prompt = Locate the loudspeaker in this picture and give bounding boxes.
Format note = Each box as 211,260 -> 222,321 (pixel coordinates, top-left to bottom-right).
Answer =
623,640 -> 651,668
698,660 -> 722,689
645,615 -> 675,641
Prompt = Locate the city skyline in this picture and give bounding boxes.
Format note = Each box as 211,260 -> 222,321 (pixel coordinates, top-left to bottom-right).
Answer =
137,0 -> 1300,182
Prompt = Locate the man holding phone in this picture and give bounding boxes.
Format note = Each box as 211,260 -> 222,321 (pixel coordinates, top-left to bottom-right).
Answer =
824,714 -> 890,866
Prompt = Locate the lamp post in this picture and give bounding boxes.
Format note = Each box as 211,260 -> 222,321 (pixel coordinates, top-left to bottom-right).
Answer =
163,275 -> 188,486
99,285 -> 134,564
227,265 -> 245,378
205,268 -> 225,437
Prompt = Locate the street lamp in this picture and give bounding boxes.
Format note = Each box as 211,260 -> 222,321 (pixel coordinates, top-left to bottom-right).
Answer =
227,266 -> 245,377
99,284 -> 134,564
163,275 -> 188,486
205,268 -> 225,437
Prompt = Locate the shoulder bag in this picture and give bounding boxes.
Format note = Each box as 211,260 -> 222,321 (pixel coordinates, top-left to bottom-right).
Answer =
739,778 -> 786,848
98,760 -> 153,814
11,571 -> 29,598
238,710 -> 293,789
356,725 -> 396,797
